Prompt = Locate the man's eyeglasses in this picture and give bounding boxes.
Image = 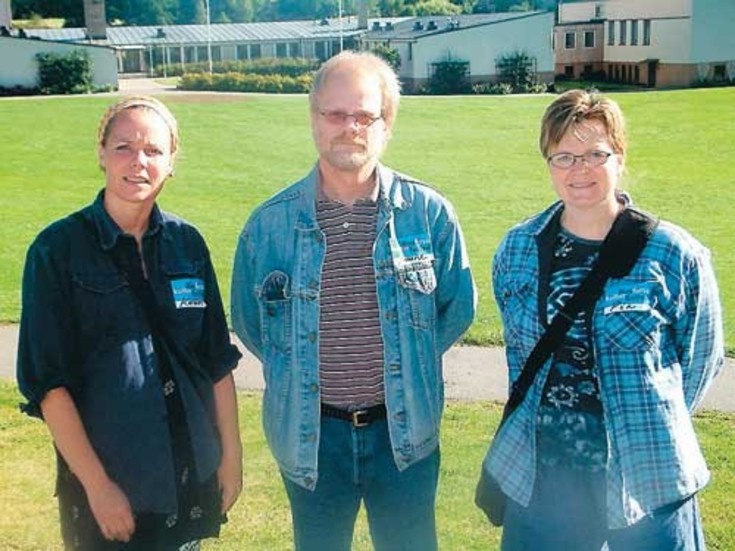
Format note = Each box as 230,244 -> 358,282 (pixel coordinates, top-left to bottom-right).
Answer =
547,150 -> 613,169
319,110 -> 383,129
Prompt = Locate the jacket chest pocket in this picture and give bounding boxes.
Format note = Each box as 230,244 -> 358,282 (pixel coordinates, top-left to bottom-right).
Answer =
72,271 -> 133,343
258,270 -> 292,352
395,254 -> 437,330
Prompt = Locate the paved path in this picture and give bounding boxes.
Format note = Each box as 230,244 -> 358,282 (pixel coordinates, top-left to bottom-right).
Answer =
1,324 -> 733,411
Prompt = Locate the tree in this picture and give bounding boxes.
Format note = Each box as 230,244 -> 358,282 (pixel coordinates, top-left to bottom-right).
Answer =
371,44 -> 400,71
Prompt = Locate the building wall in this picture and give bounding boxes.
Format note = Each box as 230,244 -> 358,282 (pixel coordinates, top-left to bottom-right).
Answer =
404,12 -> 554,89
604,16 -> 691,63
0,37 -> 118,89
554,23 -> 605,68
691,0 -> 735,65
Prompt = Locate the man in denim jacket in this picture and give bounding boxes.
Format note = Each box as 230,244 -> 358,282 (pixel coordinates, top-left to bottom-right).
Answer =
231,51 -> 475,550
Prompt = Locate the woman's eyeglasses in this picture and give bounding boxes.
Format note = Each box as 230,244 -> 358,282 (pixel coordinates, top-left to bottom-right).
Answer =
547,150 -> 613,169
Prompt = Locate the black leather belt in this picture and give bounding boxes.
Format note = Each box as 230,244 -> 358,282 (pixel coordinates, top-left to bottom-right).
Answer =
320,403 -> 387,428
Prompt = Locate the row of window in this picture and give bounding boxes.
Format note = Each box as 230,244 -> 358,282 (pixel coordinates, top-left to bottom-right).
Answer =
607,19 -> 652,46
563,19 -> 652,50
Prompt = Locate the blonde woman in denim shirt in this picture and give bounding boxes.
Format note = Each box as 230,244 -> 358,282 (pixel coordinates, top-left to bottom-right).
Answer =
17,97 -> 243,549
481,90 -> 724,550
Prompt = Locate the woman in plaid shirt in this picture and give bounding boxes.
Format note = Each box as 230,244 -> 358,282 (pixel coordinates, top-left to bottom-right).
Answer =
482,90 -> 724,550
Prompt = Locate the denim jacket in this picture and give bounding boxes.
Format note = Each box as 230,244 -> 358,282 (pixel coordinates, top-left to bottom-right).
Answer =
17,191 -> 241,513
231,164 -> 476,490
483,200 -> 725,528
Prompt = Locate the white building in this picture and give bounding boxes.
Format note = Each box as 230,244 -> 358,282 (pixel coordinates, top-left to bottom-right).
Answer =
556,0 -> 735,87
0,36 -> 118,90
361,11 -> 555,92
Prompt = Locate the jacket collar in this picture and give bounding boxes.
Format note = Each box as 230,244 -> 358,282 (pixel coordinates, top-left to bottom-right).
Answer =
84,189 -> 163,251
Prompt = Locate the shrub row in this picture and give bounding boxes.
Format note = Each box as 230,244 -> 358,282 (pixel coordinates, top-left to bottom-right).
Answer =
178,71 -> 313,93
156,57 -> 319,78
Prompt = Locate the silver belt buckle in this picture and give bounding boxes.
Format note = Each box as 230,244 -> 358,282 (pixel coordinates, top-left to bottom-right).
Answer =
351,409 -> 369,428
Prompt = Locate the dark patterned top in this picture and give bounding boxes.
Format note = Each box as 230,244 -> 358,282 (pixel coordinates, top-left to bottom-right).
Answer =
537,228 -> 608,471
316,198 -> 385,408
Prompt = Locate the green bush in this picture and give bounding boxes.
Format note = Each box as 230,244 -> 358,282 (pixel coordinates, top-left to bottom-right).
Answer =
178,71 -> 313,93
425,60 -> 471,95
35,50 -> 92,95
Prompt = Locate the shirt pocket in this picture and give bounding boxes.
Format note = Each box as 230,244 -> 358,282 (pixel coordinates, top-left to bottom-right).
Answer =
162,260 -> 206,346
72,270 -> 132,344
599,284 -> 669,351
257,270 -> 292,353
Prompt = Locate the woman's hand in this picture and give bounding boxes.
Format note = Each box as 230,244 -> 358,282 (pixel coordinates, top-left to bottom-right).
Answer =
213,373 -> 243,513
217,447 -> 243,514
86,478 -> 136,542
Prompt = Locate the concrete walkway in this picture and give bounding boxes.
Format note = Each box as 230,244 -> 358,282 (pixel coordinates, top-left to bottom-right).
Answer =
1,324 -> 732,411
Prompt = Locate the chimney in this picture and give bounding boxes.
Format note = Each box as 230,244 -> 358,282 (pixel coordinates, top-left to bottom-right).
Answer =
357,0 -> 368,30
0,0 -> 12,29
83,0 -> 107,40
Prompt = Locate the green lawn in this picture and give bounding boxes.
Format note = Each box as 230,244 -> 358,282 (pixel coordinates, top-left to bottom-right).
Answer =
1,380 -> 733,550
0,89 -> 733,351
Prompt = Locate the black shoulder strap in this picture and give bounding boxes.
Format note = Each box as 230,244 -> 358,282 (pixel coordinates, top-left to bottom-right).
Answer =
501,207 -> 658,423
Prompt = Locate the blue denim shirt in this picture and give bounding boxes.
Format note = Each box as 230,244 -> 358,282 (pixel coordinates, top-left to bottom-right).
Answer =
17,191 -> 241,513
483,200 -> 725,528
231,164 -> 476,490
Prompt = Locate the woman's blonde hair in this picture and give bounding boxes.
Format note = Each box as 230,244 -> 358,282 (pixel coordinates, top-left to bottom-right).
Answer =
98,95 -> 179,157
539,89 -> 626,159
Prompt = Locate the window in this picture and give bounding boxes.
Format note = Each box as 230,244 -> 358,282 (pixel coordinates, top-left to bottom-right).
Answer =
584,30 -> 595,48
276,43 -> 287,58
315,41 -> 327,61
211,46 -> 221,62
714,64 -> 727,81
565,31 -> 576,49
564,65 -> 574,77
169,47 -> 182,64
619,20 -> 627,45
608,21 -> 615,45
290,42 -> 301,57
196,46 -> 208,61
630,20 -> 638,45
250,44 -> 261,59
643,20 -> 651,45
634,65 -> 640,83
237,44 -> 248,60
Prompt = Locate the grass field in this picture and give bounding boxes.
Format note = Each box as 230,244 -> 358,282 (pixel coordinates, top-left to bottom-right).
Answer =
0,88 -> 733,352
1,380 -> 734,550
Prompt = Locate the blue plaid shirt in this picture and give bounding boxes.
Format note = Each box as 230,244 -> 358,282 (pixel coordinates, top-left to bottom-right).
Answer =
482,200 -> 725,528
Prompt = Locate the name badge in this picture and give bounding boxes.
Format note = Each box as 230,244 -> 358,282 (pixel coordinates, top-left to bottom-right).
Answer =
171,278 -> 206,308
603,303 -> 648,315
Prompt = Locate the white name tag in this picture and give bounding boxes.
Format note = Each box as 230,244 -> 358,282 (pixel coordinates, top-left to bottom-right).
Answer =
603,303 -> 649,315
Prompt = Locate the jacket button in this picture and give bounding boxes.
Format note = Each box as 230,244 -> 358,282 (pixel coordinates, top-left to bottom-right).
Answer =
309,384 -> 319,393
308,332 -> 317,342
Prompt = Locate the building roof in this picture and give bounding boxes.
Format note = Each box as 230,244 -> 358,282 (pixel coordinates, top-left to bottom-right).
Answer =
362,11 -> 549,40
23,17 -> 409,47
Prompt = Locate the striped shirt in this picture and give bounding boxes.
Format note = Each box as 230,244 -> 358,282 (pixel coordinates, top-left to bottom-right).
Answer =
316,198 -> 385,408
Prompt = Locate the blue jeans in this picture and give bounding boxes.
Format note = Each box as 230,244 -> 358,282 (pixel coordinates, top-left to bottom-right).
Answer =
281,416 -> 440,551
501,465 -> 706,551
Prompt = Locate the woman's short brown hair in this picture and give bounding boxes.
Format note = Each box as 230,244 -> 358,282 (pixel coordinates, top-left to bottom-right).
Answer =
539,89 -> 627,159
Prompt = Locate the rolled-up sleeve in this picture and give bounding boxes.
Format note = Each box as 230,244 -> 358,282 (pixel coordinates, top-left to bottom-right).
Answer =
199,250 -> 242,383
678,245 -> 725,411
16,238 -> 75,418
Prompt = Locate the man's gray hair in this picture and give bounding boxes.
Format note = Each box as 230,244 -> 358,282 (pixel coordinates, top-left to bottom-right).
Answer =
309,50 -> 401,127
